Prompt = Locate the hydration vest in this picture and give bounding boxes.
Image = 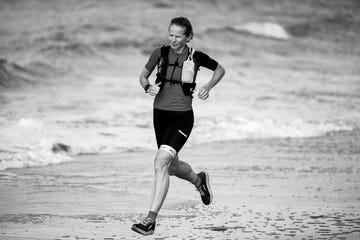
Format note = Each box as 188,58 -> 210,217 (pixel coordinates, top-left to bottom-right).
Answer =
155,46 -> 199,97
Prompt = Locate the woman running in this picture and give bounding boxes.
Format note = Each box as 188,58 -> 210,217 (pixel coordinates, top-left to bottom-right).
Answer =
132,16 -> 225,236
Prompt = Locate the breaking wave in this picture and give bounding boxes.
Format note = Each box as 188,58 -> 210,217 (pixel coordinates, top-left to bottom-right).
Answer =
230,22 -> 290,40
203,22 -> 289,40
0,115 -> 355,171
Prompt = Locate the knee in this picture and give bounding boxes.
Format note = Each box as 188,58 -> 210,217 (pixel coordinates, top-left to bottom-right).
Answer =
154,153 -> 173,173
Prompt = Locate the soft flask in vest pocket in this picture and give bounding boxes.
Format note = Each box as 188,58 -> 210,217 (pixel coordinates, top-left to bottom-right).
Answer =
181,48 -> 196,84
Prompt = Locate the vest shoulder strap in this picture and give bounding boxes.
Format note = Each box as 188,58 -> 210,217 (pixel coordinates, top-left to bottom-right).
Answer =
160,45 -> 170,61
158,45 -> 170,76
188,47 -> 195,60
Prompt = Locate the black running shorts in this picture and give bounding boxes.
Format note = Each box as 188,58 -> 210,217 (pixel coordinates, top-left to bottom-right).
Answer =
153,108 -> 194,153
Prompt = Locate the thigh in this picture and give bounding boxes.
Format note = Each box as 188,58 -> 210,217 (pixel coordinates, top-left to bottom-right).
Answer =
167,110 -> 194,152
154,109 -> 194,153
153,108 -> 171,148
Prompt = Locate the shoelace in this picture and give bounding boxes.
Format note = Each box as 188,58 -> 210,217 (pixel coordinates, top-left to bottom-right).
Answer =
140,217 -> 153,225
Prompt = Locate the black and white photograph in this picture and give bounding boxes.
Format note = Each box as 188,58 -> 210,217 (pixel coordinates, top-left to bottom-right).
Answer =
1,0 -> 359,239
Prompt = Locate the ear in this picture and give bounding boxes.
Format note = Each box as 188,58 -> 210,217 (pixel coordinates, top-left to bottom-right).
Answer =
186,34 -> 193,42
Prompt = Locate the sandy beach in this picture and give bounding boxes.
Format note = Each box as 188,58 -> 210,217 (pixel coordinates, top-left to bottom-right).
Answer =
1,130 -> 360,239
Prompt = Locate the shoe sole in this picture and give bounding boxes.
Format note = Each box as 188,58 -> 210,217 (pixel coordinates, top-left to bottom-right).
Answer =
131,225 -> 154,235
203,171 -> 213,205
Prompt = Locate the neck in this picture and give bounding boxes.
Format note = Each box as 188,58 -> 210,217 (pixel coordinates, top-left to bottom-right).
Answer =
173,45 -> 187,54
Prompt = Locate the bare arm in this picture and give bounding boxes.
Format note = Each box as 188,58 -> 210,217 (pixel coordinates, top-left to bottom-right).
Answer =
198,63 -> 226,100
139,68 -> 151,89
139,67 -> 160,96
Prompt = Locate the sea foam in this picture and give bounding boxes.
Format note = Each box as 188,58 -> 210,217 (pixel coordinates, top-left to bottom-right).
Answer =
232,22 -> 290,40
0,118 -> 73,171
1,114 -> 353,171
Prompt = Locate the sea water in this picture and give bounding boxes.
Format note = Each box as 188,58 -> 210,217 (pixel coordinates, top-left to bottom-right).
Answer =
1,0 -> 359,170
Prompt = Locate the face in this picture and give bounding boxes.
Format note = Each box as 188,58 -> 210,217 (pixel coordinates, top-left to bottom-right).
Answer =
168,24 -> 191,52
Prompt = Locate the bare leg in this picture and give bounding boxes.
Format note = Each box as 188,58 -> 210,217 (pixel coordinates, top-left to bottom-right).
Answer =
169,157 -> 213,205
168,155 -> 198,184
149,149 -> 174,213
149,182 -> 156,210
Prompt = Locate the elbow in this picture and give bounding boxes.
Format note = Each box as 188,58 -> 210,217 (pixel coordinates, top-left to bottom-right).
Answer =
218,64 -> 225,77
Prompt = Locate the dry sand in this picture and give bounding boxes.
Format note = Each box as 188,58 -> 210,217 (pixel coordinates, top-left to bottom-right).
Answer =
1,131 -> 360,239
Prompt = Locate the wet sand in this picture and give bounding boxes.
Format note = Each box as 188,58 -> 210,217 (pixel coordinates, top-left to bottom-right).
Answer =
1,130 -> 360,239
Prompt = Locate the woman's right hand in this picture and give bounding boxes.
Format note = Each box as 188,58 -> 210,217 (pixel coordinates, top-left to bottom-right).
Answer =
148,82 -> 161,96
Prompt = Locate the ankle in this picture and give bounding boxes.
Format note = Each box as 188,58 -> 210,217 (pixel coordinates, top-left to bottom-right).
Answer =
146,211 -> 158,222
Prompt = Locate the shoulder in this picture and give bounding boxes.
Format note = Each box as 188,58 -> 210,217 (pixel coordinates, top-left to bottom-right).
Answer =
150,47 -> 162,57
145,46 -> 164,71
147,47 -> 162,63
193,50 -> 210,61
192,49 -> 218,70
150,45 -> 170,58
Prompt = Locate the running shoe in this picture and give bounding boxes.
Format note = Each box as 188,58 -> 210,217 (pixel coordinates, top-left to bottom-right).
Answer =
196,171 -> 213,205
131,217 -> 156,235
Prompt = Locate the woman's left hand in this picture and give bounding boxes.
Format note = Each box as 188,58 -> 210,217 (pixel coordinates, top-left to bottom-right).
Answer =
198,87 -> 210,100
